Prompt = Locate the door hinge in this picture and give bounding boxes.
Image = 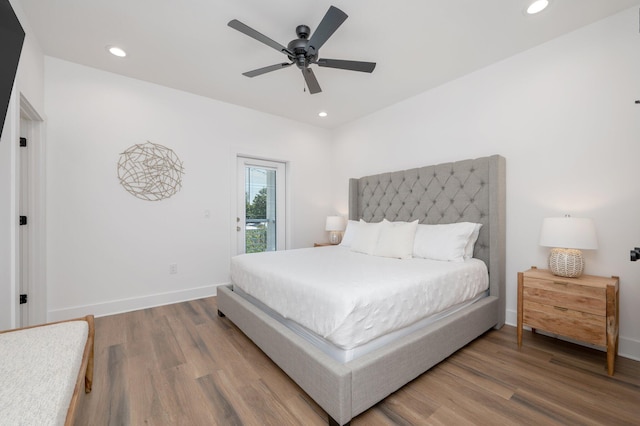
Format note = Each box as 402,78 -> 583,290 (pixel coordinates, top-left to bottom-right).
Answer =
19,294 -> 27,304
19,216 -> 27,226
19,137 -> 27,147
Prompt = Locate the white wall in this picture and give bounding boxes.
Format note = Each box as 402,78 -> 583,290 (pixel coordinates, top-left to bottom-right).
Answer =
331,7 -> 640,360
44,57 -> 333,320
0,0 -> 45,330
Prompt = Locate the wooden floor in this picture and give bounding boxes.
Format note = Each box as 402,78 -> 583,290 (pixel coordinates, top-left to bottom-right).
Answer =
75,296 -> 640,425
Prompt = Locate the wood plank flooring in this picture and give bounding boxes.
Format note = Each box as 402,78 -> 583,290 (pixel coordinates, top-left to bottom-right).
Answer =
75,296 -> 640,425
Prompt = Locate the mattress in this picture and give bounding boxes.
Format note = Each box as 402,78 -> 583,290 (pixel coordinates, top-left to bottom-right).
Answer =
230,245 -> 489,355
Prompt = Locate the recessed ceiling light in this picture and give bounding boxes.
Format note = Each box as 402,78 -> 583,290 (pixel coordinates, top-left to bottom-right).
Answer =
526,0 -> 549,15
318,112 -> 328,117
107,46 -> 127,57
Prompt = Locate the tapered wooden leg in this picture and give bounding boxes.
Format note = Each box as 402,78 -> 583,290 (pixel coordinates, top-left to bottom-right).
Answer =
517,272 -> 523,347
606,282 -> 619,376
85,315 -> 95,393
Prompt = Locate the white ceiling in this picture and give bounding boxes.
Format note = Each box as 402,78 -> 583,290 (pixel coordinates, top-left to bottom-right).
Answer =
18,0 -> 640,129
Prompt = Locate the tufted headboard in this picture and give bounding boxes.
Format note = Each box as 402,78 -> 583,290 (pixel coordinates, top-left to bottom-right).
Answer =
348,155 -> 506,326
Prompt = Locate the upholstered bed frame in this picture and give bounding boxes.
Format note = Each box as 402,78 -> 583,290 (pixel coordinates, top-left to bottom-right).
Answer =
217,154 -> 506,425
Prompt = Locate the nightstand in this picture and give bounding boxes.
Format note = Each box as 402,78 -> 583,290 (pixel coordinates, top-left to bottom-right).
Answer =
517,266 -> 619,375
314,242 -> 332,247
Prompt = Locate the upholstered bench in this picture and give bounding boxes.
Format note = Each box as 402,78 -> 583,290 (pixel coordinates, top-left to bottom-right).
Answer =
0,316 -> 95,425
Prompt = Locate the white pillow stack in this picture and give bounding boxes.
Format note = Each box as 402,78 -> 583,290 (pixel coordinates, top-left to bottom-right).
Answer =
339,220 -> 360,248
413,222 -> 481,262
350,220 -> 383,255
349,219 -> 418,259
464,223 -> 482,259
374,219 -> 419,259
342,218 -> 482,262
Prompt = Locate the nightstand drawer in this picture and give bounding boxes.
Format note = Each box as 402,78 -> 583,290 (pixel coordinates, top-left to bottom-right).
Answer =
523,277 -> 606,315
523,300 -> 606,346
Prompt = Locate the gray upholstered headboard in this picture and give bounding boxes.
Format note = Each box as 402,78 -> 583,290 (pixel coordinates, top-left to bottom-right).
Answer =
348,155 -> 506,326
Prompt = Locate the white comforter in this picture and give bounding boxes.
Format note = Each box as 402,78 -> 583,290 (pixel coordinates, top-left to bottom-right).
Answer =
231,246 -> 488,350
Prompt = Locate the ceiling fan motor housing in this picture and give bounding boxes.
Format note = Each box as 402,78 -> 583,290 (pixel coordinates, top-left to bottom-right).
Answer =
287,28 -> 316,69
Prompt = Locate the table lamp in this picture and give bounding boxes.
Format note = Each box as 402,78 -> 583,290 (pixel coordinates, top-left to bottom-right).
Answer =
325,216 -> 346,245
539,216 -> 598,277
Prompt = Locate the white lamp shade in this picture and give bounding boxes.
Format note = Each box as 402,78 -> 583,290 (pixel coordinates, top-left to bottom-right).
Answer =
325,216 -> 346,232
539,217 -> 598,250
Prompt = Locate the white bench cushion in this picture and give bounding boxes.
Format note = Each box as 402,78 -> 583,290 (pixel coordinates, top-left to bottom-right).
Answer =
0,321 -> 88,426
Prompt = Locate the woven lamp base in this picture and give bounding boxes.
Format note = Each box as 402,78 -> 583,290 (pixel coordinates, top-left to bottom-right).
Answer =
329,231 -> 342,245
548,248 -> 584,278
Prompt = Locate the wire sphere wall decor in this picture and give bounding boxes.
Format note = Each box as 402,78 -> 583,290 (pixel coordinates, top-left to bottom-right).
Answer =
117,141 -> 185,201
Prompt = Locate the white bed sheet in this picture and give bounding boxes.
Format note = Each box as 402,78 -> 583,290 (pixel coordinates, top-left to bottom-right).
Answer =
230,245 -> 488,350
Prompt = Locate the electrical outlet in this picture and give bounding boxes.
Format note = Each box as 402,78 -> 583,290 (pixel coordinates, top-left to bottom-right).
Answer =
169,263 -> 178,274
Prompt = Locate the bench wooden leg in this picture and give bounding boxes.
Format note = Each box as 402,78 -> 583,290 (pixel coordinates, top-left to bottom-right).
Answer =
85,315 -> 95,393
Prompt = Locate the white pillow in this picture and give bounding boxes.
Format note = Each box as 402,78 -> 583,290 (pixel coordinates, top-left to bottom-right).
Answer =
339,220 -> 359,247
413,222 -> 479,262
373,219 -> 419,259
350,219 -> 382,255
464,223 -> 482,259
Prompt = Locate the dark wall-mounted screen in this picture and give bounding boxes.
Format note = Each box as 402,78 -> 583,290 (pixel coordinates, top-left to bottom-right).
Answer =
0,0 -> 25,138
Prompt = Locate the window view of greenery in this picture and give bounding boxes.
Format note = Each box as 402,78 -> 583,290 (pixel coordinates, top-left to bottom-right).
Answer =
245,187 -> 267,253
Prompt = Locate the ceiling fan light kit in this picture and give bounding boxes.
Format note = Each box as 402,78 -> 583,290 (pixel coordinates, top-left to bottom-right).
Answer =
228,5 -> 376,94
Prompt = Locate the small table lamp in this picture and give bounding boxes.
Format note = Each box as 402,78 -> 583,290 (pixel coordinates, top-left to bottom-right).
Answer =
539,216 -> 598,278
325,216 -> 346,245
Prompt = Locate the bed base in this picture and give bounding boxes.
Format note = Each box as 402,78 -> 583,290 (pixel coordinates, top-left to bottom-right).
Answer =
218,285 -> 499,425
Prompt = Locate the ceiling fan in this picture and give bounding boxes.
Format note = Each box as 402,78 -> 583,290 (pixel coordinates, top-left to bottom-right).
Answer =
228,5 -> 376,94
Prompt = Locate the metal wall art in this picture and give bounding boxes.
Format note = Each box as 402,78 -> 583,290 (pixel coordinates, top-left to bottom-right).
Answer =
117,141 -> 185,201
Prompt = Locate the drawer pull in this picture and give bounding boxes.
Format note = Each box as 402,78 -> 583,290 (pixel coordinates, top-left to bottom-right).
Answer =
553,281 -> 568,286
554,306 -> 568,312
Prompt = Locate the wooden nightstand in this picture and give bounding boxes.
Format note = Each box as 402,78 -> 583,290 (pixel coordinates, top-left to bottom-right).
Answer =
313,242 -> 332,247
517,266 -> 619,375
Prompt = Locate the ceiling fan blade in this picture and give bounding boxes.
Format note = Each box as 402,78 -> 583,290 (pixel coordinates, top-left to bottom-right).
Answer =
302,68 -> 322,94
228,19 -> 293,56
316,59 -> 376,73
243,62 -> 293,78
306,6 -> 348,55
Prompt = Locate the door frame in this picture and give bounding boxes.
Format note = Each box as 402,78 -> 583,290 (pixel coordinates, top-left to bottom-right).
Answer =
17,94 -> 46,326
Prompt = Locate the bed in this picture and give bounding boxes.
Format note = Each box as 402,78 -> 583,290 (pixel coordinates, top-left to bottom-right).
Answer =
0,316 -> 95,426
217,154 -> 506,425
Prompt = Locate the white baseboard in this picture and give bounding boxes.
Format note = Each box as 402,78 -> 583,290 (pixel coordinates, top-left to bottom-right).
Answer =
47,283 -> 225,321
506,308 -> 640,362
505,308 -> 518,328
621,337 -> 640,362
